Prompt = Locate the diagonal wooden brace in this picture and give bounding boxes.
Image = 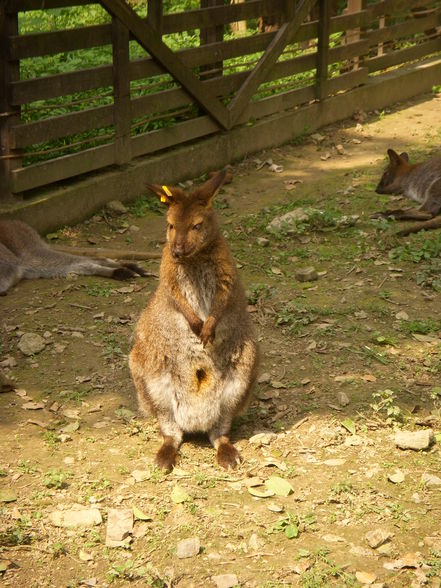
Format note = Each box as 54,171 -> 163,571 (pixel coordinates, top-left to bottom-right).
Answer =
228,0 -> 319,125
99,0 -> 230,129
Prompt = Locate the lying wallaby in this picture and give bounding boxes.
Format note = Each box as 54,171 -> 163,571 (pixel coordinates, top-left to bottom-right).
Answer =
129,170 -> 259,471
373,149 -> 441,236
0,219 -> 147,295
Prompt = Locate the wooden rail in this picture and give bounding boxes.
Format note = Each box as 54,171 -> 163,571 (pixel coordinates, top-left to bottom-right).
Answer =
0,0 -> 440,200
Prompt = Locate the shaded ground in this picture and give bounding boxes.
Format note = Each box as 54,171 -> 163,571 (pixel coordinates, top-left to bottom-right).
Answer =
1,91 -> 441,588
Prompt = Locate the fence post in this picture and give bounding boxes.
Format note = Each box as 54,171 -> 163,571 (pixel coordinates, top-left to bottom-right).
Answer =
316,0 -> 330,100
200,0 -> 224,79
147,0 -> 163,34
112,16 -> 132,165
0,2 -> 21,201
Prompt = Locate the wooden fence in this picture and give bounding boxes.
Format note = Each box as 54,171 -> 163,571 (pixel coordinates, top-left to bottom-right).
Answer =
1,0 -> 441,201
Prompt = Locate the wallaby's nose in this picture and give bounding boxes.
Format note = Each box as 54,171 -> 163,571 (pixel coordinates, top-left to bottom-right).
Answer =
375,185 -> 383,194
172,243 -> 185,258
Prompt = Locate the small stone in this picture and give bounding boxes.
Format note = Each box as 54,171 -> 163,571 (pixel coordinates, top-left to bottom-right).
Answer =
258,373 -> 271,384
248,533 -> 264,551
395,429 -> 434,451
336,144 -> 346,155
296,267 -> 318,282
176,537 -> 200,559
18,333 -> 46,356
395,310 -> 409,321
266,208 -> 318,233
131,470 -> 151,483
365,529 -> 392,549
105,508 -> 133,547
421,472 -> 441,487
58,434 -> 72,443
106,200 -> 127,214
323,458 -> 346,466
311,132 -> 326,143
79,550 -> 93,562
257,237 -> 270,247
356,571 -> 377,585
249,432 -> 277,446
49,507 -> 102,529
337,391 -> 350,407
424,536 -> 441,551
129,225 -> 140,232
388,469 -> 405,484
63,457 -> 75,465
212,574 -> 238,588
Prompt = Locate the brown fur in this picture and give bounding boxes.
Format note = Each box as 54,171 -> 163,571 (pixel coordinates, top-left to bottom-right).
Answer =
0,220 -> 148,294
129,171 -> 259,471
372,149 -> 441,235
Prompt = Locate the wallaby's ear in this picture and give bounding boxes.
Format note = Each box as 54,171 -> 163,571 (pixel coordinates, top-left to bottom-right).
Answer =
146,183 -> 176,207
387,149 -> 402,166
399,152 -> 409,162
196,170 -> 228,208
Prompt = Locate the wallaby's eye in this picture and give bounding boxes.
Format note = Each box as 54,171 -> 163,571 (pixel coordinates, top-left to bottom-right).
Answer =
192,223 -> 202,231
168,223 -> 174,230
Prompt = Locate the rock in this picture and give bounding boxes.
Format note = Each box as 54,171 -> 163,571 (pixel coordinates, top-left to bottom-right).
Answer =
421,472 -> 441,487
322,534 -> 345,543
248,533 -> 264,551
356,571 -> 377,585
323,458 -> 346,466
257,237 -> 270,247
249,432 -> 277,446
296,267 -> 318,282
18,333 -> 46,356
395,310 -> 409,321
106,200 -> 127,215
176,537 -> 200,559
395,429 -> 434,451
365,529 -> 393,549
131,470 -> 151,483
79,550 -> 94,562
424,536 -> 441,550
336,144 -> 346,155
212,574 -> 238,588
383,552 -> 422,570
49,507 -> 102,528
258,372 -> 271,384
337,391 -> 350,407
350,545 -> 373,557
311,132 -> 326,143
105,508 -> 133,547
388,469 -> 405,484
266,208 -> 319,234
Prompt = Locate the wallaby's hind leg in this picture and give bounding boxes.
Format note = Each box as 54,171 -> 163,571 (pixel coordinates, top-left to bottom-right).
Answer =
0,245 -> 22,295
397,215 -> 441,236
371,208 -> 433,221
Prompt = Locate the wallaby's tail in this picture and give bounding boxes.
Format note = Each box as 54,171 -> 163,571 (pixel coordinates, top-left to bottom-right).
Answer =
397,215 -> 441,236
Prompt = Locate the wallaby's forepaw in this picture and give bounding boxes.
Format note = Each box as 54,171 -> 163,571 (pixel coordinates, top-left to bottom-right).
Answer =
200,316 -> 216,346
112,267 -> 138,280
155,443 -> 177,472
216,442 -> 241,470
189,316 -> 203,337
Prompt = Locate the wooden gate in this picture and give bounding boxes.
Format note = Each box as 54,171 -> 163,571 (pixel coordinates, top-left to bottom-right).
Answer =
1,0 -> 440,202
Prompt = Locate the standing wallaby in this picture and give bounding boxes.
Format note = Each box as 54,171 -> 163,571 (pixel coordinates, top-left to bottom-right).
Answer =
0,220 -> 147,295
373,149 -> 441,236
129,170 -> 259,471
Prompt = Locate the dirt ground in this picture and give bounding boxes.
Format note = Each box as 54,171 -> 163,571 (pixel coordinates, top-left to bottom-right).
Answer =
1,91 -> 441,588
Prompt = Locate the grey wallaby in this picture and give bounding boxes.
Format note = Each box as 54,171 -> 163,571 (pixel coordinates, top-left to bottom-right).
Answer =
0,219 -> 147,295
129,170 -> 260,471
373,149 -> 441,236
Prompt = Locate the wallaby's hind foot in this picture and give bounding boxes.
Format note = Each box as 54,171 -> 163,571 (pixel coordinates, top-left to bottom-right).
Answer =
155,437 -> 178,472
371,208 -> 432,221
112,266 -> 139,280
216,437 -> 242,470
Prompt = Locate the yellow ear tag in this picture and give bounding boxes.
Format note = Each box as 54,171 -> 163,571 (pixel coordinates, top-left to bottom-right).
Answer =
162,185 -> 172,197
160,195 -> 167,202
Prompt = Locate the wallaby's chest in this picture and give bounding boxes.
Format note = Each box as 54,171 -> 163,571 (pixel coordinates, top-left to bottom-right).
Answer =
177,262 -> 216,320
404,160 -> 441,203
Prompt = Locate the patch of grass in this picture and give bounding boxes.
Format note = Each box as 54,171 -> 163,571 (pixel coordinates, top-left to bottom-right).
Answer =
389,234 -> 441,263
51,542 -> 67,559
129,195 -> 163,217
43,469 -> 72,489
399,319 -> 441,335
86,284 -> 113,297
301,547 -> 358,587
370,389 -> 404,426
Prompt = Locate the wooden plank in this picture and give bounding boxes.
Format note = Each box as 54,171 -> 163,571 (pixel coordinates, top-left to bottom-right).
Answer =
10,65 -> 114,105
367,9 -> 441,45
7,0 -> 94,10
10,143 -> 115,193
366,37 -> 441,72
112,17 -> 131,165
228,0 -> 318,125
131,116 -> 219,158
326,67 -> 368,94
237,85 -> 316,124
10,105 -> 114,148
147,0 -> 163,34
200,0 -> 224,78
9,25 -> 111,60
0,5 -> 21,201
162,0 -> 285,34
99,0 -> 229,129
316,0 -> 330,100
11,38 -> 368,149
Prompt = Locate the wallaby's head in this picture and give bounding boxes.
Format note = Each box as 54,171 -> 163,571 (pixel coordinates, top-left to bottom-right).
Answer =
147,170 -> 228,260
375,149 -> 410,194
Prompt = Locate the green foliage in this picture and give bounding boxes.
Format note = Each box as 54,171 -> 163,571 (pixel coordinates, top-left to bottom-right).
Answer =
43,469 -> 71,489
370,389 -> 403,426
130,195 -> 163,217
399,318 -> 441,335
389,234 -> 441,263
247,283 -> 273,305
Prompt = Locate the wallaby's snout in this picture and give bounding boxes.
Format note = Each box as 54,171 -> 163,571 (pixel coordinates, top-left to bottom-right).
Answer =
171,240 -> 187,259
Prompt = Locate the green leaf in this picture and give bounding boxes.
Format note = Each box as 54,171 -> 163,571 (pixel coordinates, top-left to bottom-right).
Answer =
0,491 -> 17,503
170,484 -> 190,504
297,548 -> 310,558
132,505 -> 152,521
265,476 -> 294,497
248,486 -> 275,498
285,523 -> 299,539
341,418 -> 356,435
